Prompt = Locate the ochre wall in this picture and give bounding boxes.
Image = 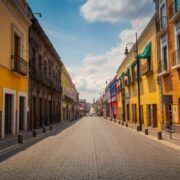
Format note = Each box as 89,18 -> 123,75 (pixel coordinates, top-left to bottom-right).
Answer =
116,18 -> 162,128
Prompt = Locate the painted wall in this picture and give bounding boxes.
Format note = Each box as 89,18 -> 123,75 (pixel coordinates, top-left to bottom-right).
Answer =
0,0 -> 30,137
161,0 -> 180,125
116,17 -> 162,128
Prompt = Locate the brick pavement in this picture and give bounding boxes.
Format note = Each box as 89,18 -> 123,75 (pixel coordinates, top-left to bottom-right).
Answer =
0,117 -> 180,180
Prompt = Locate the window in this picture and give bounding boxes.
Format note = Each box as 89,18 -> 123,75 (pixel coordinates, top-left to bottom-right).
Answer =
14,33 -> 21,56
160,4 -> 166,17
162,45 -> 168,71
175,25 -> 180,65
12,25 -> 23,58
160,1 -> 167,29
160,36 -> 168,73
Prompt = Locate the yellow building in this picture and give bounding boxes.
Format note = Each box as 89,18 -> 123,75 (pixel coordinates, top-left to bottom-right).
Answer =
0,0 -> 31,138
61,66 -> 79,121
116,16 -> 162,129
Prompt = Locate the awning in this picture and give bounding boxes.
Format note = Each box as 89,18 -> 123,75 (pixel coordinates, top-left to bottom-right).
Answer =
138,42 -> 151,59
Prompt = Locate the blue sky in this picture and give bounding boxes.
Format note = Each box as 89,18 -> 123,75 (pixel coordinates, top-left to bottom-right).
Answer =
27,0 -> 154,102
28,0 -> 127,67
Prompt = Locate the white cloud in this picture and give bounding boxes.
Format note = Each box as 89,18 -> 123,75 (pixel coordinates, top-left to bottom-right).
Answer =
80,0 -> 154,23
68,0 -> 155,102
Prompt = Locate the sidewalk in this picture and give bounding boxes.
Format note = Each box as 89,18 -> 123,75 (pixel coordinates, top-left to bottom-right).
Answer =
105,117 -> 180,149
0,119 -> 78,154
128,122 -> 180,146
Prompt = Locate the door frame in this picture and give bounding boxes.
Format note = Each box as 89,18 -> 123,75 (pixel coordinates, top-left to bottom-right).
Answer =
17,92 -> 27,134
1,88 -> 16,138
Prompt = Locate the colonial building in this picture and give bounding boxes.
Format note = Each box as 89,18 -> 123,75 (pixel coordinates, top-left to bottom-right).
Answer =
103,84 -> 111,118
79,99 -> 88,117
28,10 -> 63,130
0,0 -> 31,138
154,0 -> 180,132
116,16 -> 162,129
109,77 -> 118,120
61,66 -> 79,121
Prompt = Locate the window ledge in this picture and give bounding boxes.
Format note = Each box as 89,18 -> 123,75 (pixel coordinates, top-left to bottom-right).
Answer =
158,27 -> 167,37
169,11 -> 180,24
172,63 -> 180,70
158,70 -> 170,77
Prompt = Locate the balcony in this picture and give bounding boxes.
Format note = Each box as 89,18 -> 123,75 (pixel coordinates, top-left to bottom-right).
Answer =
50,80 -> 62,92
169,0 -> 180,23
157,16 -> 167,37
11,55 -> 27,76
172,49 -> 180,69
140,59 -> 153,76
30,69 -> 61,92
158,59 -> 169,76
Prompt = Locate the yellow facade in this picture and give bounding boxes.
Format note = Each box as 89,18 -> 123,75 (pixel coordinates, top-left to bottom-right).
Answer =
61,66 -> 78,121
0,0 -> 31,138
116,17 -> 162,129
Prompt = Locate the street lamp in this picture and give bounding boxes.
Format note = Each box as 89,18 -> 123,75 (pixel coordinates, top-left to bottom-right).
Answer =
124,33 -> 142,131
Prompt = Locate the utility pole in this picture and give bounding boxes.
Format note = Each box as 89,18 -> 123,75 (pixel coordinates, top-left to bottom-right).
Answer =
136,33 -> 142,131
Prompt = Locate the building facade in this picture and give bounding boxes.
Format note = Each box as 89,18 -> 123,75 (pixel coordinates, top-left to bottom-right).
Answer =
109,77 -> 118,120
79,99 -> 88,117
154,0 -> 180,132
29,12 -> 62,130
61,66 -> 79,121
103,84 -> 111,118
116,16 -> 162,129
0,0 -> 31,138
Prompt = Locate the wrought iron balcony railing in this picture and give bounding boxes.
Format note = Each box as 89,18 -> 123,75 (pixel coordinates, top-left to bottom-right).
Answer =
30,67 -> 61,92
169,0 -> 180,22
11,55 -> 27,76
140,59 -> 153,76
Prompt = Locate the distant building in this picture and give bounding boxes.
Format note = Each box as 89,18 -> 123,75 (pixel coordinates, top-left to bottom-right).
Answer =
79,99 -> 90,116
61,66 -> 79,121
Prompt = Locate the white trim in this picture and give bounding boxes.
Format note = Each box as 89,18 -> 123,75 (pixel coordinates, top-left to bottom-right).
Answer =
17,92 -> 27,134
160,36 -> 169,71
11,23 -> 24,58
1,88 -> 16,139
175,22 -> 180,51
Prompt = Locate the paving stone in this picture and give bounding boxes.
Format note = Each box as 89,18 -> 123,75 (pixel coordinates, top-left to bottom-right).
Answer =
0,117 -> 180,180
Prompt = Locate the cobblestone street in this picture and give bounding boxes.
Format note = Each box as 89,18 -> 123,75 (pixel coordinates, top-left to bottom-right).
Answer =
0,117 -> 180,180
